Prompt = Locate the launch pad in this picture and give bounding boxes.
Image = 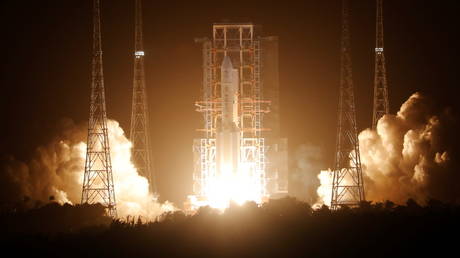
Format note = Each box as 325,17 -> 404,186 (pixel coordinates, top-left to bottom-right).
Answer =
187,23 -> 288,210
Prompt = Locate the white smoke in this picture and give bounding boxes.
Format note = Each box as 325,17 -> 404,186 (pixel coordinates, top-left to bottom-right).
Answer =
360,93 -> 454,204
290,144 -> 324,204
0,119 -> 86,204
314,92 -> 457,206
314,169 -> 332,207
0,119 -> 175,219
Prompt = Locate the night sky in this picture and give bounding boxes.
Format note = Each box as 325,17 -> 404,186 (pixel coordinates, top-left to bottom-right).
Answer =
1,0 -> 458,204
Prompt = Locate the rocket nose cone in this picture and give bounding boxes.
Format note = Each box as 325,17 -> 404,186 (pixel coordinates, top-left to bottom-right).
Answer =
222,55 -> 233,69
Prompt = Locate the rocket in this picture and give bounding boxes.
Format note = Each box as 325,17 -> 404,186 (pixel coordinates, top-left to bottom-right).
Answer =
216,56 -> 241,176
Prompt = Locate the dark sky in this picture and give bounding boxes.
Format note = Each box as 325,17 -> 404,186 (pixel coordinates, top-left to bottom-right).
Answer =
0,0 -> 458,204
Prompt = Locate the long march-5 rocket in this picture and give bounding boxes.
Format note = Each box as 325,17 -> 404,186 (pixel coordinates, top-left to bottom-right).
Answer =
216,56 -> 241,176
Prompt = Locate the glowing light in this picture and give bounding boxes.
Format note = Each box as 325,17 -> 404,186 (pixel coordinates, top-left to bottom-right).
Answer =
314,93 -> 453,206
78,120 -> 175,219
189,161 -> 264,211
315,169 -> 333,208
135,51 -> 145,57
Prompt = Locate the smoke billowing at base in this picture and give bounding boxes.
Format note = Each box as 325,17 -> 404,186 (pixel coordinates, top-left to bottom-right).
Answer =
2,92 -> 458,215
315,92 -> 459,206
361,93 -> 458,204
0,119 -> 174,220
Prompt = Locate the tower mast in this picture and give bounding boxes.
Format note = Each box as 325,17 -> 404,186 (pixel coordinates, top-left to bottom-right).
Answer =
372,0 -> 389,128
130,0 -> 154,193
81,0 -> 117,217
331,0 -> 365,209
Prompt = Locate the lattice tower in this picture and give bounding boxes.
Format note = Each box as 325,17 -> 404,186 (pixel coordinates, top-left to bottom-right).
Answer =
372,0 -> 389,129
331,0 -> 365,209
81,0 -> 117,217
130,0 -> 155,193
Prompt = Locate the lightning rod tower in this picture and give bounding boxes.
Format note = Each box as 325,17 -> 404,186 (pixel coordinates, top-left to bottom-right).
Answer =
372,0 -> 389,129
82,0 -> 117,217
331,0 -> 365,209
130,0 -> 155,193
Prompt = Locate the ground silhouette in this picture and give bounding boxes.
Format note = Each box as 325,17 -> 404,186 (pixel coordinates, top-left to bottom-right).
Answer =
1,197 -> 458,257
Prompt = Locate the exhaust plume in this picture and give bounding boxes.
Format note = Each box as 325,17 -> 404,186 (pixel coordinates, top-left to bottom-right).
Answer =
315,93 -> 459,206
360,93 -> 457,204
0,119 -> 175,219
290,144 -> 324,204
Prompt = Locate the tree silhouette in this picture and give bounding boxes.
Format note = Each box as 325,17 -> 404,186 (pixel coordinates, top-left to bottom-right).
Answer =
1,198 -> 459,257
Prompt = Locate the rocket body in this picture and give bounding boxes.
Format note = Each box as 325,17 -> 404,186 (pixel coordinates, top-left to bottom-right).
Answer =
216,56 -> 240,176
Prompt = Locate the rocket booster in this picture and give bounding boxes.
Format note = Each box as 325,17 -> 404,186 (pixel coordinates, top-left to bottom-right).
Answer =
220,56 -> 239,128
216,56 -> 240,176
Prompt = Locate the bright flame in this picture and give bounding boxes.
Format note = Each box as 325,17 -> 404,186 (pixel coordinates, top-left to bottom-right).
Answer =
189,162 -> 264,211
206,164 -> 262,209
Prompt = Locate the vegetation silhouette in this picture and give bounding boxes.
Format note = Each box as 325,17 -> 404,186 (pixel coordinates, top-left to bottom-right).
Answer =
1,197 -> 458,257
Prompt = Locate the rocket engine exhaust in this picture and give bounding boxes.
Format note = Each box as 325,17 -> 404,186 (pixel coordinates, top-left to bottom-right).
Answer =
189,24 -> 274,211
188,54 -> 267,211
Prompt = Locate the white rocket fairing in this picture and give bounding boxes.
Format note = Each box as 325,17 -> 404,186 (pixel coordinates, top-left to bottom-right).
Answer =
216,56 -> 240,176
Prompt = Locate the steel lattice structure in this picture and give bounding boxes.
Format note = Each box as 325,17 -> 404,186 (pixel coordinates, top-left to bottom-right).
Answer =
372,0 -> 389,129
130,0 -> 154,193
191,24 -> 271,207
81,0 -> 117,217
331,0 -> 365,209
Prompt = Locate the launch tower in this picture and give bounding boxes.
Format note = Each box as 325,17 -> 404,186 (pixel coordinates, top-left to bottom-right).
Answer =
129,0 -> 154,193
81,0 -> 117,217
372,0 -> 390,129
190,23 -> 287,209
331,0 -> 365,209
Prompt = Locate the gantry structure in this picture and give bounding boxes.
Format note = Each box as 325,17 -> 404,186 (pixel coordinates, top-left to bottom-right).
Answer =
193,23 -> 271,203
130,0 -> 155,193
372,0 -> 389,129
81,0 -> 117,217
331,0 -> 365,209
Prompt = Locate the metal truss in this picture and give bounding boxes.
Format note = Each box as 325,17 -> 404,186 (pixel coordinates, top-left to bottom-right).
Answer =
81,0 -> 117,218
193,23 -> 270,203
372,0 -> 390,129
130,0 -> 154,193
331,0 -> 365,209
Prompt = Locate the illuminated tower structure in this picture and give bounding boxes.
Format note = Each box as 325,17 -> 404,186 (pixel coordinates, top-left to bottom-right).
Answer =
129,0 -> 154,193
81,0 -> 117,217
331,0 -> 365,209
190,23 -> 286,209
372,0 -> 389,129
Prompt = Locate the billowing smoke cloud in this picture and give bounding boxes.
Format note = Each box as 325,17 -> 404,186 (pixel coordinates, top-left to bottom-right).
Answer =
0,119 -> 175,219
290,144 -> 325,204
0,119 -> 86,204
360,93 -> 458,204
314,169 -> 332,207
315,92 -> 459,206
